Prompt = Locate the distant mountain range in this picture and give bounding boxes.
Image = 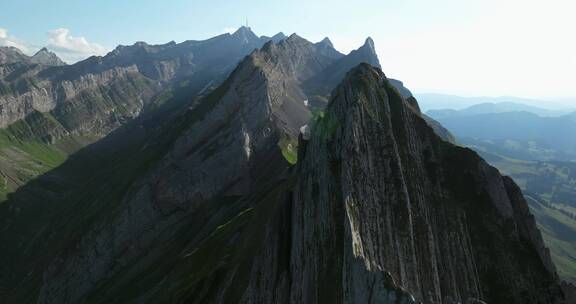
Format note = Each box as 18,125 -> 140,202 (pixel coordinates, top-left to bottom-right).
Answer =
416,93 -> 575,112
0,46 -> 66,66
428,101 -> 573,118
428,107 -> 576,161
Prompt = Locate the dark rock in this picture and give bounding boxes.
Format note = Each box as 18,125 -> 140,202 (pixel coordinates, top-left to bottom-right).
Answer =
281,64 -> 564,303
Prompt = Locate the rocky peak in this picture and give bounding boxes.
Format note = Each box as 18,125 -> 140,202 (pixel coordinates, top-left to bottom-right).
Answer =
270,32 -> 286,43
252,33 -> 335,84
314,37 -> 343,59
36,47 -> 49,53
30,47 -> 66,66
302,38 -> 382,94
363,36 -> 376,53
352,36 -> 380,67
343,37 -> 381,68
318,37 -> 334,48
231,26 -> 260,44
287,63 -> 564,303
0,46 -> 29,64
133,41 -> 149,47
284,33 -> 311,46
0,46 -> 24,54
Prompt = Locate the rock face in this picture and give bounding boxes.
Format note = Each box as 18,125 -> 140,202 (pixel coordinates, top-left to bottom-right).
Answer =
388,78 -> 457,144
561,282 -> 576,303
283,64 -> 563,303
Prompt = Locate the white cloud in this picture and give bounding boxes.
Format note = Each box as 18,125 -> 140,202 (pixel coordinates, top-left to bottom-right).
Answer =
47,28 -> 109,63
0,28 -> 30,53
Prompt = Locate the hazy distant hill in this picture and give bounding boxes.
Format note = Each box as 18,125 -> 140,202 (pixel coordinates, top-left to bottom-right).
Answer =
416,93 -> 575,112
429,110 -> 576,161
428,101 -> 571,118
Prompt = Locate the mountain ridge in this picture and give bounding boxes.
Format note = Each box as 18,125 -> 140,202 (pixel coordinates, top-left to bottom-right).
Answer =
0,30 -> 391,303
0,29 -> 567,304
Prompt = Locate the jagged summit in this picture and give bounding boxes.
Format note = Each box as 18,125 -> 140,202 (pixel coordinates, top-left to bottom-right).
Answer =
344,36 -> 381,68
233,25 -> 253,34
259,32 -> 287,44
313,36 -> 343,59
270,32 -> 286,42
0,46 -> 29,64
35,47 -> 50,54
318,37 -> 334,48
284,33 -> 310,45
30,47 -> 66,66
231,26 -> 260,44
363,36 -> 376,52
0,45 -> 23,52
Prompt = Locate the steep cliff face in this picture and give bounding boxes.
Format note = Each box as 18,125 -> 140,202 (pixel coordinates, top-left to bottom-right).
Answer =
283,64 -> 563,303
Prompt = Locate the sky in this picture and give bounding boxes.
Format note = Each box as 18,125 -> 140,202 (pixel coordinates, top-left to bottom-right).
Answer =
1,0 -> 575,102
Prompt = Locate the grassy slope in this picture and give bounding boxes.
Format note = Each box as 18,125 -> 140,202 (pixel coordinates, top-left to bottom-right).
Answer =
0,111 -> 92,201
527,196 -> 576,283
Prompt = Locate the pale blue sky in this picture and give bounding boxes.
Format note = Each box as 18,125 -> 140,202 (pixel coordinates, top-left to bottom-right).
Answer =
1,0 -> 575,101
